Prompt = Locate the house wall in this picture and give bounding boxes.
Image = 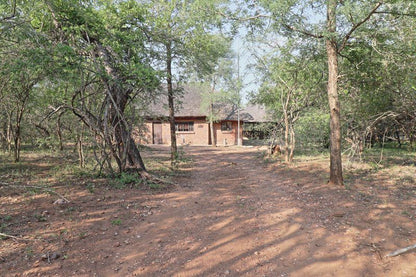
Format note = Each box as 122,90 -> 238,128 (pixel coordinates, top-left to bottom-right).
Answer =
139,119 -> 243,146
133,122 -> 153,145
140,118 -> 209,145
214,121 -> 243,146
176,119 -> 209,145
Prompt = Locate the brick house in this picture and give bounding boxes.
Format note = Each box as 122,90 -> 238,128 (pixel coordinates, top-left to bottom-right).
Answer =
140,85 -> 268,146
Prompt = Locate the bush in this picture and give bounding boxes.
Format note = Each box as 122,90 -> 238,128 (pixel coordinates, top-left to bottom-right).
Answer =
295,109 -> 330,151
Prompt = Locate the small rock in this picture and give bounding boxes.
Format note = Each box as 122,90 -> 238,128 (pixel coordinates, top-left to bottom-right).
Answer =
41,211 -> 49,216
114,242 -> 121,247
50,252 -> 61,260
53,199 -> 68,205
332,212 -> 346,217
41,252 -> 61,262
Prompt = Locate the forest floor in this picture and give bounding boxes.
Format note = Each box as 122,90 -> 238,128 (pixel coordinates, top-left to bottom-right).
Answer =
1,145 -> 416,276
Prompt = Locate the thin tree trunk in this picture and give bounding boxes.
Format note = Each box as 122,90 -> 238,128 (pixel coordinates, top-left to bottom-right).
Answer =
77,133 -> 85,168
14,101 -> 27,162
14,130 -> 21,162
57,111 -> 64,151
326,0 -> 343,185
210,120 -> 216,146
284,112 -> 290,163
166,42 -> 177,164
6,111 -> 12,154
289,124 -> 295,163
209,94 -> 216,146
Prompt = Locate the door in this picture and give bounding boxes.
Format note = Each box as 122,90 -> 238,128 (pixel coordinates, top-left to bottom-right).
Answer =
153,123 -> 162,144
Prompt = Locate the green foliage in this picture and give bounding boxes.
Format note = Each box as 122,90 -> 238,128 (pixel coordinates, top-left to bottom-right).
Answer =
111,219 -> 122,226
110,172 -> 142,189
86,183 -> 95,194
148,182 -> 162,190
78,232 -> 88,239
33,213 -> 47,222
295,109 -> 330,151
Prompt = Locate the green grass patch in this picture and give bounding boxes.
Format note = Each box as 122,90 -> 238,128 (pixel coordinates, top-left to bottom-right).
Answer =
111,219 -> 122,226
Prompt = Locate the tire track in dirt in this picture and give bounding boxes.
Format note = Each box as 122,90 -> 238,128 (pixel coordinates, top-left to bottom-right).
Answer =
129,146 -> 402,277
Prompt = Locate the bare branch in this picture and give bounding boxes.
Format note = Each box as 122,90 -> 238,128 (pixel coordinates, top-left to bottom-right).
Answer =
282,24 -> 324,39
0,232 -> 37,241
338,2 -> 383,53
374,11 -> 416,17
387,243 -> 416,257
0,182 -> 70,203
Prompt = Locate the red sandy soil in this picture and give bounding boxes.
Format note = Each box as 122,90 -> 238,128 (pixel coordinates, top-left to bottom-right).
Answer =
1,145 -> 416,276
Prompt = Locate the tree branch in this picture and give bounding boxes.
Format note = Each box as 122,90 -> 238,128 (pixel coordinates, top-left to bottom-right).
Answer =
0,232 -> 37,241
338,2 -> 382,53
0,0 -> 17,22
0,182 -> 70,203
374,11 -> 416,17
283,24 -> 324,39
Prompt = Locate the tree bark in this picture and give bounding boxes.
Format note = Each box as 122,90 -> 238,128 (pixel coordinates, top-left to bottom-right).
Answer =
6,111 -> 12,153
166,42 -> 178,164
95,44 -> 147,173
13,90 -> 30,162
209,86 -> 216,146
77,133 -> 85,168
289,124 -> 295,163
283,111 -> 290,163
326,0 -> 343,185
209,105 -> 216,146
57,111 -> 64,151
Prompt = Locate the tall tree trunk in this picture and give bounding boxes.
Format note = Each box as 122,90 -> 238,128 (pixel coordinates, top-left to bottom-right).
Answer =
108,89 -> 147,173
209,87 -> 216,146
166,42 -> 177,164
96,44 -> 147,173
209,104 -> 216,146
326,0 -> 343,185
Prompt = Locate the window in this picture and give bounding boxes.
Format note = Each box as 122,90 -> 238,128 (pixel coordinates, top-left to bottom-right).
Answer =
221,121 -> 233,131
175,122 -> 194,132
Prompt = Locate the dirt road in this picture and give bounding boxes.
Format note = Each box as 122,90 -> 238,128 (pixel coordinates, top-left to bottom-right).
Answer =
1,146 -> 415,276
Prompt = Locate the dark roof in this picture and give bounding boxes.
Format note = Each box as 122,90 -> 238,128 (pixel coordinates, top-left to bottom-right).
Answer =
146,84 -> 271,122
241,104 -> 272,123
147,85 -> 206,118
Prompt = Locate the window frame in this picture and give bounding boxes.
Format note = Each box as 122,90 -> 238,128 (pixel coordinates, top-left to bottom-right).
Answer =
175,121 -> 194,132
221,121 -> 233,132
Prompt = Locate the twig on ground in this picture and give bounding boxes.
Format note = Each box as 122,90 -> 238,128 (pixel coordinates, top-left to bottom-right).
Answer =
0,182 -> 70,203
0,232 -> 36,241
386,243 -> 416,257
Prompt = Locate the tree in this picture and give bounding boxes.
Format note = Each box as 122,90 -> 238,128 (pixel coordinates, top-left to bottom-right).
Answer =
339,10 -> 416,156
254,42 -> 325,163
244,0 -> 416,185
142,0 -> 231,164
38,0 -> 160,175
198,57 -> 236,146
0,1 -> 52,161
